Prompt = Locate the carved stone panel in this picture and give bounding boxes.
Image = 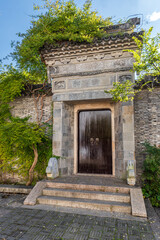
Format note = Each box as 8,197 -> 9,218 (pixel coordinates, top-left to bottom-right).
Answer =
114,59 -> 125,67
49,66 -> 59,74
54,81 -> 66,90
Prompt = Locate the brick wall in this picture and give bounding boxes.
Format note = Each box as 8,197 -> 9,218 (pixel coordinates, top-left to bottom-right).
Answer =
134,88 -> 160,180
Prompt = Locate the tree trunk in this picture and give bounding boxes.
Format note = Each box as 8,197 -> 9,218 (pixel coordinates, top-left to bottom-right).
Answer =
26,146 -> 38,186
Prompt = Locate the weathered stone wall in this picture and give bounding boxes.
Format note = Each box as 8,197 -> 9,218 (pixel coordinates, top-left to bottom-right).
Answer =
134,88 -> 160,180
10,95 -> 52,123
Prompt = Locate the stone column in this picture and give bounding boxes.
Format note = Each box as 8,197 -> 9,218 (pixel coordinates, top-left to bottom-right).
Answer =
52,101 -> 74,175
122,101 -> 136,184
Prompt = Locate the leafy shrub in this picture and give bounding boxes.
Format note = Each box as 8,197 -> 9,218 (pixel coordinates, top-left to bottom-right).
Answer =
142,142 -> 160,207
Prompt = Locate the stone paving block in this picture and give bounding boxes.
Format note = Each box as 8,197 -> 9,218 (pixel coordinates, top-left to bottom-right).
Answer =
62,232 -> 75,239
50,229 -> 64,238
33,234 -> 52,240
20,233 -> 36,240
1,236 -> 16,240
116,220 -> 128,230
26,226 -> 42,235
141,233 -> 155,240
139,222 -> 152,232
128,236 -> 141,240
103,226 -> 116,233
74,233 -> 89,240
102,231 -> 115,238
114,231 -> 128,240
66,226 -> 79,233
128,228 -> 140,235
89,229 -> 102,238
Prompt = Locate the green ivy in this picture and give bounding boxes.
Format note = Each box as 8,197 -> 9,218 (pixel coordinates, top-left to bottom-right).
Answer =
142,142 -> 160,207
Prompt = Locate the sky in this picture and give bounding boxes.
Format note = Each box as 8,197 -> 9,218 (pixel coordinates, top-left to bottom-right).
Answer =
0,0 -> 160,64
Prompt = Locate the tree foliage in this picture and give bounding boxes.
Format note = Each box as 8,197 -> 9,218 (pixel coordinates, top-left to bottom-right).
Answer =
0,0 -> 113,185
107,27 -> 160,102
142,143 -> 160,207
11,0 -> 112,79
0,66 -> 52,185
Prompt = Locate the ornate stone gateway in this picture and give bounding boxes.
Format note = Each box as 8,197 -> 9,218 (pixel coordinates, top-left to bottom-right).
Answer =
41,18 -> 142,183
78,109 -> 112,174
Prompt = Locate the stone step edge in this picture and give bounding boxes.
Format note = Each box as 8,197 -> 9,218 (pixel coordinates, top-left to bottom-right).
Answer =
43,188 -> 131,203
0,185 -> 32,194
130,188 -> 147,218
46,182 -> 130,194
37,195 -> 131,214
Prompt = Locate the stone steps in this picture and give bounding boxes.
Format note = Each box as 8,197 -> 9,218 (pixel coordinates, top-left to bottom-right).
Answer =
43,187 -> 130,203
46,182 -> 130,194
36,182 -> 132,214
37,195 -> 131,213
24,181 -> 147,217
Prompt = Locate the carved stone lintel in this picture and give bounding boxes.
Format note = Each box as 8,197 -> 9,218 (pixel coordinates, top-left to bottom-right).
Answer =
54,81 -> 66,90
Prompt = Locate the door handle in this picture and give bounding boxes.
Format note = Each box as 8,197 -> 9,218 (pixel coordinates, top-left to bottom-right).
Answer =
90,138 -> 99,145
95,138 -> 99,145
90,138 -> 94,145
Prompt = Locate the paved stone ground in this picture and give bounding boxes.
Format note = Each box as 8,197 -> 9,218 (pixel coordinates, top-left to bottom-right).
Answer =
154,207 -> 160,219
0,193 -> 156,240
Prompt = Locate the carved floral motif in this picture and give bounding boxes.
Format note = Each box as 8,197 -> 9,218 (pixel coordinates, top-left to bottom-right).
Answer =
93,54 -> 105,60
111,51 -> 123,58
60,58 -> 71,64
54,81 -> 66,90
119,75 -> 132,82
76,56 -> 87,62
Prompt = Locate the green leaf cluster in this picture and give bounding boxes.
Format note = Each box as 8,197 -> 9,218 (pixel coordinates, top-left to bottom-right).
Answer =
0,118 -> 52,182
142,143 -> 160,207
107,27 -> 160,102
129,27 -> 160,80
11,0 -> 112,78
0,66 -> 52,184
105,80 -> 136,102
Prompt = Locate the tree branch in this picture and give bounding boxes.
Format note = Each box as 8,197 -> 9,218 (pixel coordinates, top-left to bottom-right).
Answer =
39,116 -> 52,126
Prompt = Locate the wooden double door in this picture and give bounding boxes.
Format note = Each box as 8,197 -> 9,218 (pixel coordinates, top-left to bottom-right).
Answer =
78,109 -> 112,174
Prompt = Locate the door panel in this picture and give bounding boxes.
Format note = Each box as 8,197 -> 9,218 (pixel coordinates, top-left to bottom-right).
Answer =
78,109 -> 112,174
